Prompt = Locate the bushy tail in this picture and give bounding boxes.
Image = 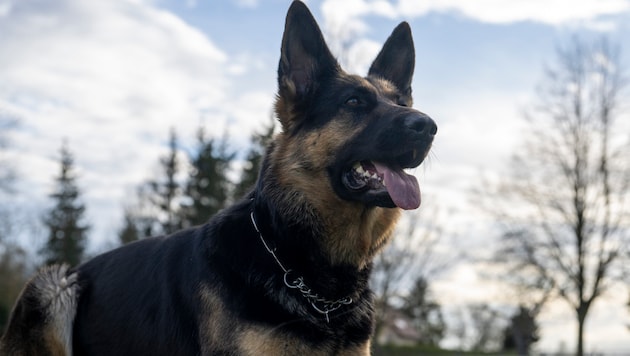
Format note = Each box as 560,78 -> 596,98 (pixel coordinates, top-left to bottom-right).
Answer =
0,264 -> 79,356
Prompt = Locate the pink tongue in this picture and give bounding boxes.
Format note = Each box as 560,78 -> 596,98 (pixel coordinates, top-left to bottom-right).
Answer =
373,162 -> 421,210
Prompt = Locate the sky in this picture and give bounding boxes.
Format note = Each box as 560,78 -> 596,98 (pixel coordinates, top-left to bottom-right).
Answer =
1,0 -> 630,353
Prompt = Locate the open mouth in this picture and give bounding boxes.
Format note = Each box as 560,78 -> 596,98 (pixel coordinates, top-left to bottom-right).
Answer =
341,150 -> 422,210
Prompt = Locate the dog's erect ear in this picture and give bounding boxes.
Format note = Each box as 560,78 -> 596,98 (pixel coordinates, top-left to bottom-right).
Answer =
278,1 -> 338,102
368,22 -> 415,96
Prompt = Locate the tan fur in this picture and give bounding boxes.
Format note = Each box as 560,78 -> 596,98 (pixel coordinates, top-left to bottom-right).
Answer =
269,76 -> 403,268
240,327 -> 333,356
201,285 -> 373,356
338,340 -> 372,356
198,285 -> 240,353
239,327 -> 371,356
43,329 -> 68,356
369,78 -> 406,103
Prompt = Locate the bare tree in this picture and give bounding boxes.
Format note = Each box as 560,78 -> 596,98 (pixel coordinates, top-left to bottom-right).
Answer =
491,37 -> 630,356
447,304 -> 506,352
467,304 -> 506,352
371,208 -> 451,343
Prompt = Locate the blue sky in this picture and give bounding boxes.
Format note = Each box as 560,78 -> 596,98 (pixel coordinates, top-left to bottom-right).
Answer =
1,0 -> 630,352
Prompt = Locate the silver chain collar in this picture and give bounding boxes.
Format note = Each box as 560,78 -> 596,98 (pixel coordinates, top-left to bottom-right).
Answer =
249,211 -> 353,323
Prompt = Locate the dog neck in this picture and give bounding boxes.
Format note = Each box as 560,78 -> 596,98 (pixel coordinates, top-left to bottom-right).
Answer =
250,191 -> 371,303
249,209 -> 354,323
257,140 -> 401,269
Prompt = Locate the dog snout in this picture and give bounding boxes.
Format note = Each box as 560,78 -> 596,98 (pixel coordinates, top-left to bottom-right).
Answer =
404,113 -> 437,136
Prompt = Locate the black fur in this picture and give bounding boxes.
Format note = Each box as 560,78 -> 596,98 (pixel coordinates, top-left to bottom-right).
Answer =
71,196 -> 374,355
1,2 -> 436,355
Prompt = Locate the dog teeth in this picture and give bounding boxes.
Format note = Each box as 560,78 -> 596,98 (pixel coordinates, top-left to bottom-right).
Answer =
353,162 -> 365,175
353,162 -> 384,185
353,164 -> 370,179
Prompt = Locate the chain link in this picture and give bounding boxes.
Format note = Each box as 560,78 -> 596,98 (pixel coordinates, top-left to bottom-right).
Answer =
250,211 -> 353,322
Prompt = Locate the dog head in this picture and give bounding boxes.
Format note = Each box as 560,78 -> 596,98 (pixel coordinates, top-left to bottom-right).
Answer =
273,1 -> 436,213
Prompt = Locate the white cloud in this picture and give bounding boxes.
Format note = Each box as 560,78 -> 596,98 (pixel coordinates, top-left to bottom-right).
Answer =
235,0 -> 259,9
321,0 -> 396,60
321,0 -> 630,39
0,1 -> 12,17
342,38 -> 382,74
320,0 -> 629,74
397,0 -> 630,26
0,0 -> 272,248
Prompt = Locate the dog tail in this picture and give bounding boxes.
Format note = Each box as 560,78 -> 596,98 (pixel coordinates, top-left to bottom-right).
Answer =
0,264 -> 79,356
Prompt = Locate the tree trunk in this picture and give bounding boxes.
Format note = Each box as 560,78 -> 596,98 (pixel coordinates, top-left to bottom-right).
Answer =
576,308 -> 587,356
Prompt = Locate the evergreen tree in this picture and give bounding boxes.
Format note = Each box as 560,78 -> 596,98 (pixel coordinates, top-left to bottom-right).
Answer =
502,306 -> 539,355
0,244 -> 27,332
116,193 -> 160,243
118,208 -> 140,245
145,129 -> 182,235
41,141 -> 89,266
233,116 -> 275,200
180,127 -> 235,227
401,276 -> 446,346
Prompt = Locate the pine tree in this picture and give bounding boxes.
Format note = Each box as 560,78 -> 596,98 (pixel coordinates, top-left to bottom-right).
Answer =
180,127 -> 235,227
145,129 -> 182,235
233,117 -> 275,200
41,141 -> 89,266
0,244 -> 27,331
502,306 -> 539,355
118,209 -> 140,245
401,276 -> 446,346
116,197 -> 160,243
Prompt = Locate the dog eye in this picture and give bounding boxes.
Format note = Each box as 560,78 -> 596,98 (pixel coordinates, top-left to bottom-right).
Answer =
345,97 -> 361,106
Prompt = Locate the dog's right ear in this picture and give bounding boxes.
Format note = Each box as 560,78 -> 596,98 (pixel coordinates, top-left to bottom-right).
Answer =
277,1 -> 338,109
368,22 -> 415,98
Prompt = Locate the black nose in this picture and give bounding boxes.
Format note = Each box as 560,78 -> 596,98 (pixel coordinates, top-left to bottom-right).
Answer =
404,113 -> 437,136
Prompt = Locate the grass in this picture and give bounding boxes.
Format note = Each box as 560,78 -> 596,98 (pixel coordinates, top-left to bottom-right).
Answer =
372,344 -> 516,356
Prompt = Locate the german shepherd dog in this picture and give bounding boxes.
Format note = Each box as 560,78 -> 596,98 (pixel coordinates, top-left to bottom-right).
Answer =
1,1 -> 436,355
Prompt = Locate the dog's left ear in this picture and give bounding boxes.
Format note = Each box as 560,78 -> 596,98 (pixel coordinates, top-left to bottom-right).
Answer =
368,22 -> 415,97
277,1 -> 338,102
